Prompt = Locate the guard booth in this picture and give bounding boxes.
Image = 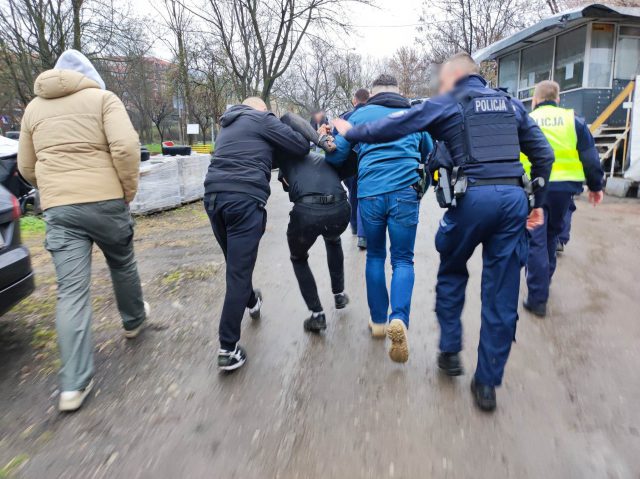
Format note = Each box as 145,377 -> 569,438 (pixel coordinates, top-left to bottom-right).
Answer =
474,4 -> 640,180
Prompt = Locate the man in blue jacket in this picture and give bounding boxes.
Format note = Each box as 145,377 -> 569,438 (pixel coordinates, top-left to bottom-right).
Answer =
333,54 -> 554,412
204,97 -> 309,372
327,74 -> 432,365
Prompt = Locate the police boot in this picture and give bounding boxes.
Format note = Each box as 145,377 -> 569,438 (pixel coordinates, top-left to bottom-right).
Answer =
470,379 -> 496,412
437,352 -> 464,376
304,312 -> 327,333
523,299 -> 547,318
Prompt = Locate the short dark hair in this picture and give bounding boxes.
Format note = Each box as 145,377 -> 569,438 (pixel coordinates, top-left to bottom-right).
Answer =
371,74 -> 398,88
354,88 -> 370,104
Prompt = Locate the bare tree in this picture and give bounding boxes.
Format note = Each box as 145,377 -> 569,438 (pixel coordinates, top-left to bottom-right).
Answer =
185,0 -> 370,106
274,45 -> 341,116
418,0 -> 540,64
190,43 -> 233,142
387,46 -> 431,98
154,0 -> 195,142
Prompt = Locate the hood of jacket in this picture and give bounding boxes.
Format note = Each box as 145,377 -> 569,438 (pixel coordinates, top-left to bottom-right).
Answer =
366,91 -> 410,109
34,49 -> 105,100
220,104 -> 260,127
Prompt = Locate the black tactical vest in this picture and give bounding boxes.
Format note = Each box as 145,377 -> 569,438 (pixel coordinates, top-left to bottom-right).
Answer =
456,89 -> 521,165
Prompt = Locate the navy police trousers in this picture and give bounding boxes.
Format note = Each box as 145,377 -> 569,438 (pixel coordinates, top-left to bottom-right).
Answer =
435,185 -> 529,387
526,190 -> 574,306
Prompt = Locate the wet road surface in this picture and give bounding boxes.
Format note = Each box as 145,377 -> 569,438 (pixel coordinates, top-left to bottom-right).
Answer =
1,181 -> 639,478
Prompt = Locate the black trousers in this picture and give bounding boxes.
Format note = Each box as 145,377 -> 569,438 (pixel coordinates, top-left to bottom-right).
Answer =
204,192 -> 266,350
287,200 -> 351,313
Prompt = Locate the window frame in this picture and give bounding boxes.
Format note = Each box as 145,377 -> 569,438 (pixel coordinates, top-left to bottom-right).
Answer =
498,51 -> 521,95
553,24 -> 588,92
517,37 -> 555,100
613,23 -> 640,81
496,20 -> 640,99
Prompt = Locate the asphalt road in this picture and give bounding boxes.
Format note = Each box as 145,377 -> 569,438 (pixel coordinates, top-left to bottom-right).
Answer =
1,181 -> 639,478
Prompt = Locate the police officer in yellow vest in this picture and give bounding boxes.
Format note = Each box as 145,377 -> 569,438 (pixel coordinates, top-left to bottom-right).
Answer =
521,80 -> 604,317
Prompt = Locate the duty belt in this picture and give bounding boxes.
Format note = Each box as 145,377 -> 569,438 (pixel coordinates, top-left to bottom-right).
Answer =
468,177 -> 523,187
298,193 -> 347,205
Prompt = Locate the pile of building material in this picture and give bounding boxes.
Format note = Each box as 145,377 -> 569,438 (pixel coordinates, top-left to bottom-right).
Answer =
175,154 -> 211,202
129,153 -> 210,215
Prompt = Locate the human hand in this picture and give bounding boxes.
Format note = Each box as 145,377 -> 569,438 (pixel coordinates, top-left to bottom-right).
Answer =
588,190 -> 603,207
526,207 -> 544,230
318,134 -> 337,153
317,124 -> 331,136
332,118 -> 353,136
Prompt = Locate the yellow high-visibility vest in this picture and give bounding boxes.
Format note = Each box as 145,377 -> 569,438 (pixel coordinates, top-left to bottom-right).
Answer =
521,105 -> 585,182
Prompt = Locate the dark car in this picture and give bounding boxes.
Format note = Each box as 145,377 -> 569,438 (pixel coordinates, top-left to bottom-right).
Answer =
0,185 -> 35,316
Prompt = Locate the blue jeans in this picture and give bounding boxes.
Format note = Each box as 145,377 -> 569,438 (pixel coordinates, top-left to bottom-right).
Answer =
359,187 -> 420,327
435,185 -> 529,386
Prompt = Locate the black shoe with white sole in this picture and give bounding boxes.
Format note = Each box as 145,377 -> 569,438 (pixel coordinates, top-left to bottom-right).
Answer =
249,289 -> 262,320
218,345 -> 247,371
303,312 -> 327,333
334,292 -> 349,310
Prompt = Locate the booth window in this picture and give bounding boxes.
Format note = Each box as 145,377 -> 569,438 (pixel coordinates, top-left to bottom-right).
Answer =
615,26 -> 640,80
519,39 -> 553,99
554,26 -> 586,91
498,52 -> 519,95
588,23 -> 614,88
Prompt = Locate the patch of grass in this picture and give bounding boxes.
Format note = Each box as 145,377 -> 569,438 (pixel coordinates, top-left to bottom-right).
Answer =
145,143 -> 162,154
31,326 -> 56,351
11,294 -> 56,318
0,454 -> 29,478
160,263 -> 221,290
20,216 -> 45,237
11,292 -> 56,316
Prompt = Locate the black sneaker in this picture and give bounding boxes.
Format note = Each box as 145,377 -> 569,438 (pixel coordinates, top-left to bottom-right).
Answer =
334,292 -> 349,310
303,313 -> 327,333
249,289 -> 262,320
218,345 -> 247,371
357,237 -> 367,250
471,379 -> 496,412
437,352 -> 464,376
523,298 -> 547,318
556,242 -> 565,254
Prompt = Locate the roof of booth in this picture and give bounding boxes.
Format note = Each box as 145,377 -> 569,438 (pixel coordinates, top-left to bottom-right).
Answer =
473,3 -> 640,62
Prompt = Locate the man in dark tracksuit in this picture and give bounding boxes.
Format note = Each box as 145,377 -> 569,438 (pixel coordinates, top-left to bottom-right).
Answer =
333,53 -> 554,411
277,113 -> 351,332
203,97 -> 309,371
521,80 -> 604,317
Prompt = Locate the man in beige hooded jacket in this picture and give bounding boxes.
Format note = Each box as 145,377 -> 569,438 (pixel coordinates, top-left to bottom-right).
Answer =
18,50 -> 148,412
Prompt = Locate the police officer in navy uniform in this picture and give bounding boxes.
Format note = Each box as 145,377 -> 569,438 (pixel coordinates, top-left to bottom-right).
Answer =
521,80 -> 604,317
333,53 -> 554,412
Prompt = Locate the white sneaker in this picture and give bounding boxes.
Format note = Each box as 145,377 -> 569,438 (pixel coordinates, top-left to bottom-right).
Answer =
124,301 -> 150,339
368,319 -> 387,338
59,379 -> 94,412
248,290 -> 262,320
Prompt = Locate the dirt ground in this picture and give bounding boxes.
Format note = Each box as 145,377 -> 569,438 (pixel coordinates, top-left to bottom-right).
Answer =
1,181 -> 639,479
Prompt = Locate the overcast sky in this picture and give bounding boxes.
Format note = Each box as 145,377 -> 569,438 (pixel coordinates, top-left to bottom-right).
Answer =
144,0 -> 425,61
341,0 -> 424,59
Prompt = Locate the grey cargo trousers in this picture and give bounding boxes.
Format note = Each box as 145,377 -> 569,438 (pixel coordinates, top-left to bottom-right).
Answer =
44,199 -> 145,391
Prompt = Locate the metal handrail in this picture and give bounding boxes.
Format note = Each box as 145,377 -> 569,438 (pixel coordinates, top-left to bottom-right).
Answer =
590,81 -> 635,134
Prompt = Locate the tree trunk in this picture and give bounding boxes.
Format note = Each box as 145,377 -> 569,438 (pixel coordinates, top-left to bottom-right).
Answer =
72,0 -> 84,51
